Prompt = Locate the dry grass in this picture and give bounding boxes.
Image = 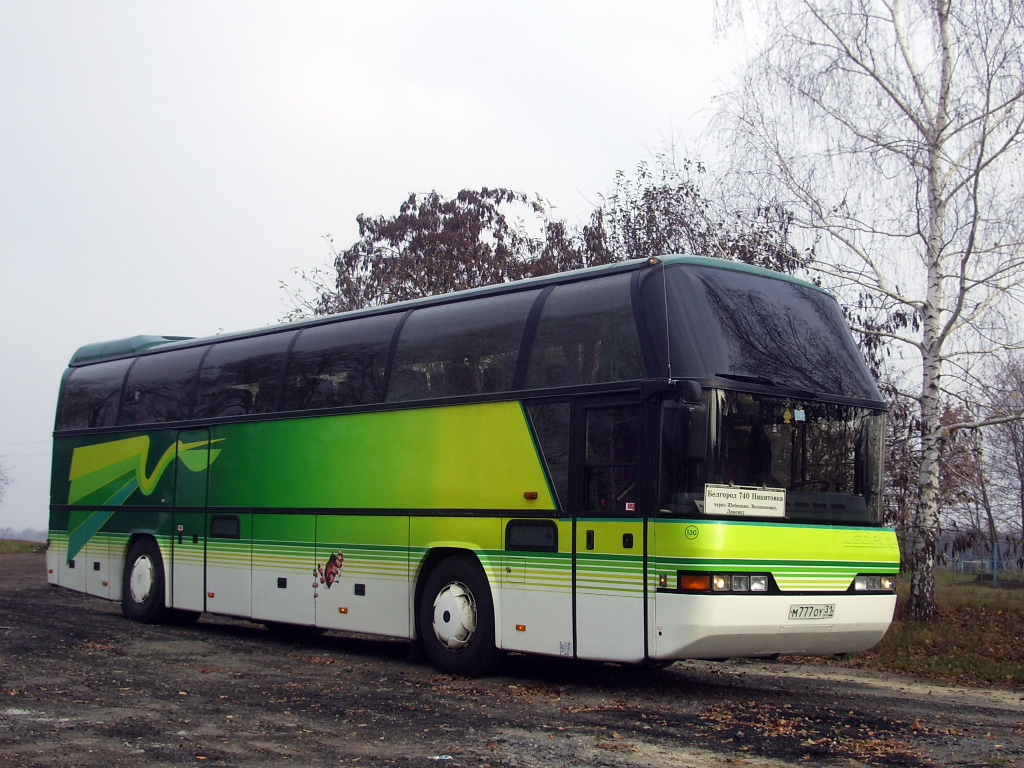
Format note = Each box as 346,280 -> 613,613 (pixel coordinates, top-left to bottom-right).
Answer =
0,539 -> 46,555
844,572 -> 1024,687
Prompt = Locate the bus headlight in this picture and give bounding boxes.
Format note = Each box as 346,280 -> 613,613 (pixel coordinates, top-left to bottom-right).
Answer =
853,575 -> 896,592
684,572 -> 772,593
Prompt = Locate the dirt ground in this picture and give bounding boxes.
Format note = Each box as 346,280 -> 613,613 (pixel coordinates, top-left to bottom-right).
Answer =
1,552 -> 1022,768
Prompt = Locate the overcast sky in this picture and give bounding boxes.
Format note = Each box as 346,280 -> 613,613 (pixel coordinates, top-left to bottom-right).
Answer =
0,2 -> 750,532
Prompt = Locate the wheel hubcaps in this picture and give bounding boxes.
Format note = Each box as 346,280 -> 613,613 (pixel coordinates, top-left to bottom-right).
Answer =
129,555 -> 155,604
431,581 -> 476,650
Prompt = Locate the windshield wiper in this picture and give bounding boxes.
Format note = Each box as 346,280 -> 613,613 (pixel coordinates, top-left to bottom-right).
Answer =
716,373 -> 776,386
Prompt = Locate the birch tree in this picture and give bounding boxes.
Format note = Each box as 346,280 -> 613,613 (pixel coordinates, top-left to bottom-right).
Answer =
718,0 -> 1024,619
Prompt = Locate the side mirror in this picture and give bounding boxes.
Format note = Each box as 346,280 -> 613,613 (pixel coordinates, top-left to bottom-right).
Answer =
680,379 -> 703,404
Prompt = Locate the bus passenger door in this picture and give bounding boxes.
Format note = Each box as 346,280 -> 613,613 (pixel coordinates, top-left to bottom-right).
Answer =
573,400 -> 647,662
172,429 -> 209,613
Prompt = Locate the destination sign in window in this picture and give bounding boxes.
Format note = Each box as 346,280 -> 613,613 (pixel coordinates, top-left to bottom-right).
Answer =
703,484 -> 786,518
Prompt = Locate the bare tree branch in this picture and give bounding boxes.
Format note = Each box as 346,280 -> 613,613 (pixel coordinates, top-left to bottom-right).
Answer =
716,0 -> 1024,620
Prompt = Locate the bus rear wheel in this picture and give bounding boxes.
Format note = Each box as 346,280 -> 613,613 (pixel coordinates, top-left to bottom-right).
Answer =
418,555 -> 500,677
121,537 -> 172,624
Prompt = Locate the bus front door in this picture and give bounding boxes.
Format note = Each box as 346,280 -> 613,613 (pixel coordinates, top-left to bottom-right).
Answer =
572,400 -> 648,662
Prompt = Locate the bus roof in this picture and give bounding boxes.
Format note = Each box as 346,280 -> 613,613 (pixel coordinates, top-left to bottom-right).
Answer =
67,256 -> 826,366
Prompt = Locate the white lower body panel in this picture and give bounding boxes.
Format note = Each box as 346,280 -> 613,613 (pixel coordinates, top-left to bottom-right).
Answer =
651,592 -> 896,659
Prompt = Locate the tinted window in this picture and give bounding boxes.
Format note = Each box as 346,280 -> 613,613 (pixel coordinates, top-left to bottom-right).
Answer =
525,274 -> 645,389
195,334 -> 292,419
697,270 -> 878,398
119,347 -> 207,426
387,290 -> 539,402
505,519 -> 558,552
656,265 -> 881,400
584,405 -> 641,515
281,314 -> 399,411
210,515 -> 241,539
526,402 -> 570,510
56,359 -> 132,430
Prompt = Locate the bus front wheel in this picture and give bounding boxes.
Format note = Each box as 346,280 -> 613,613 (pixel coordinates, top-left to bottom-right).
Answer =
418,556 -> 500,677
121,538 -> 172,624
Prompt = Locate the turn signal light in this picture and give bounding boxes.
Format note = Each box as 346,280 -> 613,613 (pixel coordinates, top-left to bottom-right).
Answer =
679,574 -> 712,591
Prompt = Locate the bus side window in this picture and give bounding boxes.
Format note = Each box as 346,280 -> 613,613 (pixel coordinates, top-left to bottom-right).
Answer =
118,346 -> 207,426
195,334 -> 293,419
281,313 -> 399,411
524,273 -> 645,390
386,290 -> 539,402
584,406 -> 640,515
526,402 -> 570,511
209,515 -> 240,539
505,519 -> 558,552
56,358 -> 132,430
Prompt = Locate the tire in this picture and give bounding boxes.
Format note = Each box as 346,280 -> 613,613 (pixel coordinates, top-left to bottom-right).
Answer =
121,538 -> 172,623
418,555 -> 500,677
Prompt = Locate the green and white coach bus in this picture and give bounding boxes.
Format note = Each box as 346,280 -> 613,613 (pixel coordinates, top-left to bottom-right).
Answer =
48,255 -> 899,675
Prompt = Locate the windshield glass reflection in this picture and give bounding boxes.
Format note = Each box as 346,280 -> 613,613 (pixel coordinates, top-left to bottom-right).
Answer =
661,390 -> 884,524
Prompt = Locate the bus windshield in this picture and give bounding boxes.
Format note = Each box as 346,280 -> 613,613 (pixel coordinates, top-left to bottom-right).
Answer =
661,390 -> 885,525
653,262 -> 882,401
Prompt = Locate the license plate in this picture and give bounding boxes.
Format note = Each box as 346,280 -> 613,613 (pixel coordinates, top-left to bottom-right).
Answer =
788,603 -> 835,620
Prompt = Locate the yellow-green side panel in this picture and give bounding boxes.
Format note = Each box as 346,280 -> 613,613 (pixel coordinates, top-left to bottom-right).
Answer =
207,402 -> 556,511
653,519 -> 900,592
